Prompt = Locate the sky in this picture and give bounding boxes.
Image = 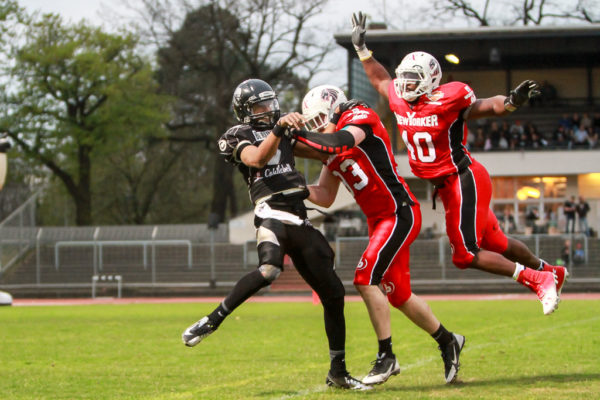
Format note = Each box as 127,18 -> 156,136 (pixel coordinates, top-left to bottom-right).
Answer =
18,0 -> 390,88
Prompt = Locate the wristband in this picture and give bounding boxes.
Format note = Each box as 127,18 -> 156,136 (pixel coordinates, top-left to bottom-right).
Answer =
271,124 -> 286,137
503,98 -> 518,112
356,47 -> 372,61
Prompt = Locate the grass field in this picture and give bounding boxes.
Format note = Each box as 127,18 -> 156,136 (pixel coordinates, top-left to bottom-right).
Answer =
1,298 -> 599,399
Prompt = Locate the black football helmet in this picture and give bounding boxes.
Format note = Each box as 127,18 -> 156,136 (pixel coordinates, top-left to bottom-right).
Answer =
232,79 -> 280,130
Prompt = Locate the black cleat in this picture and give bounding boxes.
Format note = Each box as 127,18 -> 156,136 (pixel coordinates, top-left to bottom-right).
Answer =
182,316 -> 217,347
362,352 -> 401,385
326,371 -> 372,390
439,333 -> 465,383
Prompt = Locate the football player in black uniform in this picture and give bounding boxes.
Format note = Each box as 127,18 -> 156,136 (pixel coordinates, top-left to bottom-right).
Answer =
181,79 -> 368,390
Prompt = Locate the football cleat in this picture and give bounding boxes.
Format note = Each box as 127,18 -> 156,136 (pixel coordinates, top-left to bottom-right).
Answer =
326,371 -> 372,390
542,263 -> 569,298
523,270 -> 559,315
439,333 -> 465,384
182,316 -> 216,347
362,352 -> 401,385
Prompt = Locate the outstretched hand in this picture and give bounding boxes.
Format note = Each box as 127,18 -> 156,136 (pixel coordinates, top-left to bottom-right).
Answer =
351,12 -> 367,51
505,80 -> 541,111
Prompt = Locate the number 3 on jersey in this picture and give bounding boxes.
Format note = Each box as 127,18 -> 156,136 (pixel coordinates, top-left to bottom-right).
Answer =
402,130 -> 436,162
332,158 -> 369,193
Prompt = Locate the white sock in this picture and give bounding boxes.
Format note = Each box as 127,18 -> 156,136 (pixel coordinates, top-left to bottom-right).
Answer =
512,263 -> 525,280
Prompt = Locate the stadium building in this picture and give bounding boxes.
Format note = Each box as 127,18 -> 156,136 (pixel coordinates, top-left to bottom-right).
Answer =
327,24 -> 600,238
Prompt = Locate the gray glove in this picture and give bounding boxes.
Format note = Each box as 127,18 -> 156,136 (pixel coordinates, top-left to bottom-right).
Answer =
351,12 -> 367,51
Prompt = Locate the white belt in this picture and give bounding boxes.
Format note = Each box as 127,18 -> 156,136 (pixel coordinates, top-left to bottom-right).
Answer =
254,201 -> 305,226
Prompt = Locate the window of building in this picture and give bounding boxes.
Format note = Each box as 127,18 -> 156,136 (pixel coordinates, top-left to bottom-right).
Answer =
491,176 -> 566,233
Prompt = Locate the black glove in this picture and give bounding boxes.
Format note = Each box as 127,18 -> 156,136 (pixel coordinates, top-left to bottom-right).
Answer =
504,80 -> 541,112
271,124 -> 287,138
330,99 -> 368,125
351,12 -> 367,51
339,99 -> 368,113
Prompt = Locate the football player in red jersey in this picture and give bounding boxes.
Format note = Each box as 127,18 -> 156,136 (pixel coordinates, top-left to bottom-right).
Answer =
289,85 -> 465,385
349,11 -> 568,315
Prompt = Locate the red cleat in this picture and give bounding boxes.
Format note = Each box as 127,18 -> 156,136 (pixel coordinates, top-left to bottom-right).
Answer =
542,263 -> 569,297
517,268 -> 558,315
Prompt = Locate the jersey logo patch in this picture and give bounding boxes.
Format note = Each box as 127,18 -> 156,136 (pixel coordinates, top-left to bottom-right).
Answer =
382,282 -> 395,294
356,258 -> 368,270
427,90 -> 444,102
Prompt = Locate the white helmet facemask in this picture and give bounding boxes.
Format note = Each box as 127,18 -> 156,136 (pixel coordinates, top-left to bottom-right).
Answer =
302,85 -> 348,131
394,51 -> 442,102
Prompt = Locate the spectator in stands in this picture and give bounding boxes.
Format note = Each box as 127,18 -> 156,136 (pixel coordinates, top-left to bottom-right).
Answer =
573,124 -> 590,148
466,127 -> 476,151
516,130 -> 532,149
509,119 -> 525,138
473,127 -> 486,150
501,207 -> 516,234
530,130 -> 548,149
580,112 -> 593,130
570,113 -> 581,130
525,207 -> 540,233
573,242 -> 585,265
560,239 -> 571,266
593,112 -> 600,132
552,125 -> 571,149
576,196 -> 591,236
558,113 -> 572,130
564,195 -> 576,233
496,131 -> 508,149
483,131 -> 493,151
587,127 -> 598,149
489,120 -> 501,147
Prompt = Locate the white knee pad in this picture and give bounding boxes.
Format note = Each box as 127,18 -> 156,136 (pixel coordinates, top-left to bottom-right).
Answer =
258,264 -> 281,282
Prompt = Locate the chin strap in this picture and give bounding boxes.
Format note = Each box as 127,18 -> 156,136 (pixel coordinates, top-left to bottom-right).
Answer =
292,129 -> 355,154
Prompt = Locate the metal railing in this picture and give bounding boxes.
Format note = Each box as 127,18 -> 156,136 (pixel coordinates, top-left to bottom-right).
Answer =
1,230 -> 598,294
0,191 -> 39,275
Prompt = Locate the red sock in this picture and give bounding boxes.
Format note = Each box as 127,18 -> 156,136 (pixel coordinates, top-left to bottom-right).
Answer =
516,267 -> 543,291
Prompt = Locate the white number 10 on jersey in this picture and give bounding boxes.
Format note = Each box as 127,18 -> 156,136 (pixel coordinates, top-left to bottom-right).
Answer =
402,130 -> 436,162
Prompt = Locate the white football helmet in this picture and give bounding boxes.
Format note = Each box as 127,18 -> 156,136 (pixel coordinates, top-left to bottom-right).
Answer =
301,85 -> 348,131
394,51 -> 442,102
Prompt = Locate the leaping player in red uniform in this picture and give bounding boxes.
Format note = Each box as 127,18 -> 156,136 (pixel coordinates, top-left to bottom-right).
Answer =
290,85 -> 465,385
348,11 -> 567,315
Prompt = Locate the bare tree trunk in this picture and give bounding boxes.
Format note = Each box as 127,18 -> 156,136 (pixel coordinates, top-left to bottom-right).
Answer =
75,144 -> 93,225
210,155 -> 236,223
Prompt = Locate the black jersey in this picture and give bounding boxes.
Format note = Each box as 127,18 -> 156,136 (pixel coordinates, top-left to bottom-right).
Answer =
218,124 -> 308,205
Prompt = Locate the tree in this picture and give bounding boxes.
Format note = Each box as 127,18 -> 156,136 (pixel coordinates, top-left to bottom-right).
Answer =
431,0 -> 600,27
130,0 -> 332,223
0,12 -> 171,225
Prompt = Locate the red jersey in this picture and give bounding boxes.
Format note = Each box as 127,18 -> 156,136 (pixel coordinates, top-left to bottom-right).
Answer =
388,80 -> 476,179
326,106 -> 416,219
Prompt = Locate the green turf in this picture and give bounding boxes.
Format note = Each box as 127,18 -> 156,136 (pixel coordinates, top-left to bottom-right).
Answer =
1,299 -> 599,399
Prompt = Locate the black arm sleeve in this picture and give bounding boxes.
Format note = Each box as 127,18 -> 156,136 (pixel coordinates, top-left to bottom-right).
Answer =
292,129 -> 356,154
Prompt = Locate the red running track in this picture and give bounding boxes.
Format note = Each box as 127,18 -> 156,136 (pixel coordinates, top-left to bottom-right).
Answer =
10,292 -> 600,306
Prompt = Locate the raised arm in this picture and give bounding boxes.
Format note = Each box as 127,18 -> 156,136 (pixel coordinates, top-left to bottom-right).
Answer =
352,12 -> 392,99
466,80 -> 541,120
